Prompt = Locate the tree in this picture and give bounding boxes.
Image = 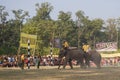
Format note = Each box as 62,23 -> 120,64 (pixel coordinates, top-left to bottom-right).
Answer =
0,5 -> 9,47
117,17 -> 120,48
0,5 -> 8,24
75,10 -> 104,48
89,18 -> 104,48
75,10 -> 86,47
0,20 -> 21,54
12,9 -> 29,54
33,2 -> 53,20
105,18 -> 117,42
0,5 -> 10,54
57,11 -> 73,40
22,2 -> 54,55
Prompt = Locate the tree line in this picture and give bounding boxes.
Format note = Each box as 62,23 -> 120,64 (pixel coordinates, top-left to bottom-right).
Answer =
0,2 -> 120,55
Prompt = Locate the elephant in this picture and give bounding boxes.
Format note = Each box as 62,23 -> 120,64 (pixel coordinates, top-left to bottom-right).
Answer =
84,50 -> 102,69
58,48 -> 102,69
58,48 -> 85,69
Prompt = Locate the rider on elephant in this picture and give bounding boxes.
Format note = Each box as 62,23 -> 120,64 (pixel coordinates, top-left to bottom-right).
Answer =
82,43 -> 91,67
82,43 -> 90,53
62,40 -> 69,55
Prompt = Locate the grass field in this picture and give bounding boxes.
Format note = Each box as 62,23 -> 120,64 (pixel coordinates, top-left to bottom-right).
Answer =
0,66 -> 120,80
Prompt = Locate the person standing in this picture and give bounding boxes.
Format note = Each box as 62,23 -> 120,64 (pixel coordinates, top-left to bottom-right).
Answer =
21,53 -> 25,70
36,55 -> 42,69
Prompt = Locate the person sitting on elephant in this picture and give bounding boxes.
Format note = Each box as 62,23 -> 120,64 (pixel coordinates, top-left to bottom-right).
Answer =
62,40 -> 69,54
82,43 -> 90,53
82,43 -> 91,67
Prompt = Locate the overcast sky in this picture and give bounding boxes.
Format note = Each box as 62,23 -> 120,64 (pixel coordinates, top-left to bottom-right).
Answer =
1,0 -> 120,20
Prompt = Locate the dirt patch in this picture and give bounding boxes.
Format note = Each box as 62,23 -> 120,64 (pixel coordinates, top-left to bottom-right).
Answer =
0,66 -> 120,80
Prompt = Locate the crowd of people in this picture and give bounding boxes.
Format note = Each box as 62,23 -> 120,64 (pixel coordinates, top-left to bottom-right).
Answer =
0,55 -> 18,67
101,57 -> 120,67
0,54 -> 59,69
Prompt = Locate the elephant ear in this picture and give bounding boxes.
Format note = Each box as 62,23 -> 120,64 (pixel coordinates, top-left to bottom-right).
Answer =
59,49 -> 66,58
88,50 -> 97,55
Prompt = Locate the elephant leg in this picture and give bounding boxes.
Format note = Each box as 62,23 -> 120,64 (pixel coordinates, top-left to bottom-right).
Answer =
79,58 -> 86,69
68,59 -> 73,69
63,59 -> 67,69
84,53 -> 90,68
97,63 -> 101,69
84,57 -> 90,68
86,59 -> 90,68
93,60 -> 101,69
58,58 -> 62,69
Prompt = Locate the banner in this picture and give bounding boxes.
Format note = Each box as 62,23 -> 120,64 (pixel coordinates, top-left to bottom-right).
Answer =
53,38 -> 61,48
20,33 -> 37,48
95,42 -> 117,51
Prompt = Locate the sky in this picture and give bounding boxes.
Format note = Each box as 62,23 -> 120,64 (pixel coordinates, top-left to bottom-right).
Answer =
0,0 -> 120,21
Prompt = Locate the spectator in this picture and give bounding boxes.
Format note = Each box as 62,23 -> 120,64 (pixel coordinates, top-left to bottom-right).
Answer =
21,54 -> 25,70
36,55 -> 42,69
